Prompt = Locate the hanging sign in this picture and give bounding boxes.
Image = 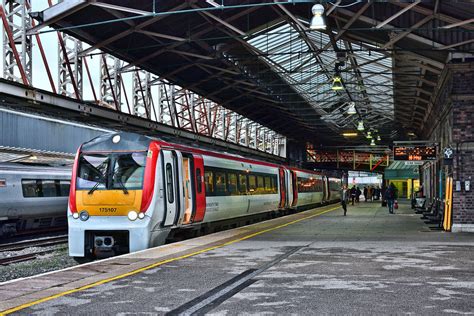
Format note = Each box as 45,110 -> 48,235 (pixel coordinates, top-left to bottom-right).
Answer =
393,145 -> 437,161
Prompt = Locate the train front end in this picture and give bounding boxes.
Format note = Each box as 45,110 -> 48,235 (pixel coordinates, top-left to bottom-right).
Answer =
68,133 -> 159,259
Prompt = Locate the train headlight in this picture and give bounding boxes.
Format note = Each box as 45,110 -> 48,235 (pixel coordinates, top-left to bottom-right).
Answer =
72,212 -> 79,219
128,210 -> 138,221
79,210 -> 89,221
138,212 -> 145,219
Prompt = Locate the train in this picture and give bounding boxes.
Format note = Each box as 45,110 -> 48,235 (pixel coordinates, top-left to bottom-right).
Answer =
68,132 -> 342,260
0,163 -> 71,237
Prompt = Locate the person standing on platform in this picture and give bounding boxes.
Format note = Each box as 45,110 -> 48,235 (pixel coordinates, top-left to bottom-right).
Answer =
341,185 -> 349,216
384,183 -> 398,214
363,186 -> 368,202
356,187 -> 362,203
350,186 -> 356,205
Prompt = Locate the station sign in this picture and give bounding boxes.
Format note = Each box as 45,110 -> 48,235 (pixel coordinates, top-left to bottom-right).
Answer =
393,145 -> 437,161
404,161 -> 424,166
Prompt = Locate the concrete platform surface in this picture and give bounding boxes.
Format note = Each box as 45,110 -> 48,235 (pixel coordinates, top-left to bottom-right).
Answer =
1,201 -> 473,315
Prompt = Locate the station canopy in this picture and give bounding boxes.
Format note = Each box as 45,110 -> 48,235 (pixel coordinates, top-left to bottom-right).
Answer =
35,0 -> 474,146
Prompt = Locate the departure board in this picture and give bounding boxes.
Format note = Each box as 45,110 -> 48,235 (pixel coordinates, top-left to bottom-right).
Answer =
393,145 -> 437,161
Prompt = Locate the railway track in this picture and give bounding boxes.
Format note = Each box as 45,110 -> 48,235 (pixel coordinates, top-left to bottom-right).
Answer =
0,249 -> 56,266
0,235 -> 68,253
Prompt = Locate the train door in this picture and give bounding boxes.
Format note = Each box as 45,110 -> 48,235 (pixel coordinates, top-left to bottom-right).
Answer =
322,176 -> 328,202
287,170 -> 293,207
278,168 -> 286,208
181,155 -> 194,225
291,170 -> 298,207
162,150 -> 179,227
192,155 -> 206,222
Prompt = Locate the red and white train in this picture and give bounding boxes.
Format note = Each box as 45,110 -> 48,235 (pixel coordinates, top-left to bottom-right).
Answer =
68,132 -> 341,260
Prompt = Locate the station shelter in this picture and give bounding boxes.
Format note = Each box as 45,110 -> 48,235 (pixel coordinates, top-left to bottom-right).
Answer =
384,161 -> 420,199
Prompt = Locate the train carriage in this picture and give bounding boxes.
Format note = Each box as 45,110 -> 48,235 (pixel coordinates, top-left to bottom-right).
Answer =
0,164 -> 71,236
68,132 -> 341,260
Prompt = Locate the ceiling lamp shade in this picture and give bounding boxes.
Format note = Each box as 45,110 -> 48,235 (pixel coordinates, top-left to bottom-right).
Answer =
332,76 -> 343,91
377,135 -> 381,141
347,102 -> 356,115
370,139 -> 375,146
309,4 -> 326,30
357,120 -> 365,131
366,131 -> 372,139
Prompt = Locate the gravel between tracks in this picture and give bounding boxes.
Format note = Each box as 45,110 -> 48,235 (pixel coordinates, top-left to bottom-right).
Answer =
0,245 -> 78,283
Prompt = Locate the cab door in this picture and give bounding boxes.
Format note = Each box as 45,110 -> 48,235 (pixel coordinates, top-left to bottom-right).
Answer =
192,154 -> 206,222
162,150 -> 179,226
278,167 -> 286,209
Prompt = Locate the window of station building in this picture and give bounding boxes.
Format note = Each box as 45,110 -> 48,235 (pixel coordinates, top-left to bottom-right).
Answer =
22,179 -> 70,198
227,172 -> 238,195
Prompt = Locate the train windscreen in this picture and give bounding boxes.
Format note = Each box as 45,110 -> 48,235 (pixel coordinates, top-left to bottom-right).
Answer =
77,152 -> 146,191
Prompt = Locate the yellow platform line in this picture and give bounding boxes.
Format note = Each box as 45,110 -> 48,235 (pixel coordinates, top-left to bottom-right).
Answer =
1,205 -> 339,315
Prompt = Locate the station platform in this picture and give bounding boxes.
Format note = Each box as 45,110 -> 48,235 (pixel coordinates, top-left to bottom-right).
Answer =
1,202 -> 473,315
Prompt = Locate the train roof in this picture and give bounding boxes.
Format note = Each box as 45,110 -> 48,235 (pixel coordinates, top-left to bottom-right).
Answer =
0,163 -> 71,173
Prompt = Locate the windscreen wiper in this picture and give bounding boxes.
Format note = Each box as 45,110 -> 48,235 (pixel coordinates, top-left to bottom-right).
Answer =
88,170 -> 107,195
115,177 -> 129,195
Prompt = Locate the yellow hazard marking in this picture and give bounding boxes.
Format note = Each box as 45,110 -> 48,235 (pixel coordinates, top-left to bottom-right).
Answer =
1,205 -> 339,315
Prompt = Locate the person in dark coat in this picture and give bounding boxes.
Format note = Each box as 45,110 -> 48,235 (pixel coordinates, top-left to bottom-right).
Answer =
356,187 -> 362,203
350,186 -> 356,205
363,186 -> 368,202
341,185 -> 349,216
384,183 -> 398,214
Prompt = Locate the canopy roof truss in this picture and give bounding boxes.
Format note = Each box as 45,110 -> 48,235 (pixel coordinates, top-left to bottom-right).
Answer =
34,0 -> 474,146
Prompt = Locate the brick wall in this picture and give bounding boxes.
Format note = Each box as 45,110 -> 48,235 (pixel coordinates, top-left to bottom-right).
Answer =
450,67 -> 474,229
425,63 -> 474,230
451,70 -> 474,226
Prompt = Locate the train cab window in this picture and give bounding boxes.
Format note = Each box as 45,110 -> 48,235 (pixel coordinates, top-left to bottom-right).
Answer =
112,152 -> 146,190
196,169 -> 202,193
42,180 -> 57,197
227,172 -> 238,195
238,174 -> 247,194
166,163 -> 174,203
77,154 -> 109,190
204,170 -> 214,194
215,171 -> 227,195
0,179 -> 6,187
248,175 -> 257,193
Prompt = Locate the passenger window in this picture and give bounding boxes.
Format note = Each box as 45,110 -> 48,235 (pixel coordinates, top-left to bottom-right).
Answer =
0,179 -> 6,187
204,170 -> 214,194
215,171 -> 227,195
248,175 -> 257,193
227,173 -> 238,195
42,180 -> 57,197
59,180 -> 71,196
196,169 -> 202,193
264,176 -> 272,192
166,163 -> 174,203
238,174 -> 247,194
22,179 -> 42,197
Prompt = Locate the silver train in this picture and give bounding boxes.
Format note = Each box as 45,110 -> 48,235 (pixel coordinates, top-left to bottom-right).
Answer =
0,163 -> 71,237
